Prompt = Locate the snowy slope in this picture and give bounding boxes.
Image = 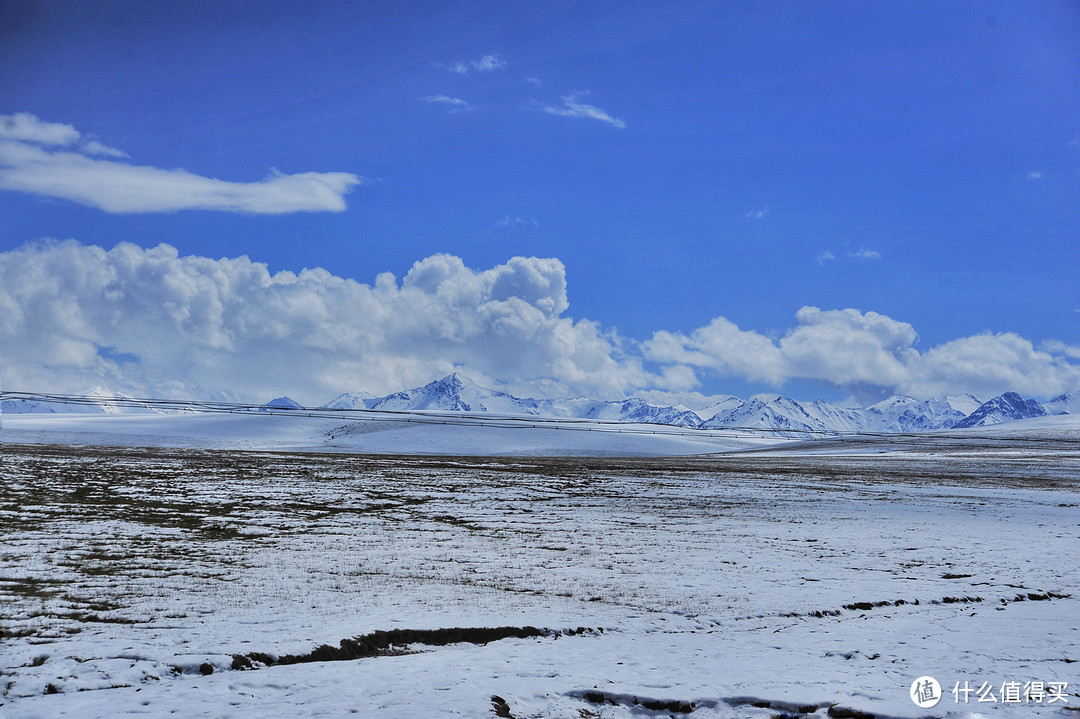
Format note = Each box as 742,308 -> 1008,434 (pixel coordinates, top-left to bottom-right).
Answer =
557,396 -> 702,427
1,397 -> 84,414
320,390 -> 377,410
1,387 -> 158,415
690,395 -> 744,421
940,392 -> 984,416
2,411 -> 775,456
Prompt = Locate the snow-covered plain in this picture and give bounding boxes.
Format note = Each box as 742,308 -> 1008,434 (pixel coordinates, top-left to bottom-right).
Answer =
0,410 -> 784,456
2,436 -> 1078,718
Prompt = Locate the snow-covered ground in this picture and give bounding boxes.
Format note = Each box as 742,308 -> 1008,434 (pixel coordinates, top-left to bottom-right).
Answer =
5,407 -> 1078,458
1,442 -> 1077,717
0,411 -> 785,456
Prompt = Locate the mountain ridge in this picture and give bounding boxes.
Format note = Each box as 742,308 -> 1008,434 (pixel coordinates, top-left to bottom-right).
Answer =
4,374 -> 1073,436
304,374 -> 1072,436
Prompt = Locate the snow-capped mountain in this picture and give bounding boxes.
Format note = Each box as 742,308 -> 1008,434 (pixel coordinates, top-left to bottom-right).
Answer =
312,374 -> 707,427
1043,392 -> 1079,415
366,374 -> 550,415
940,393 -> 984,417
953,392 -> 1049,428
253,376 -> 1064,436
559,397 -> 702,427
259,396 -> 303,411
1,387 -> 157,414
691,395 -> 744,422
321,391 -> 377,411
702,397 -> 834,437
859,393 -> 981,433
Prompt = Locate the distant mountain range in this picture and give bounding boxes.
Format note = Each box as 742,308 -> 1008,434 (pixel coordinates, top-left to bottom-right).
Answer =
4,373 -> 1072,437
310,374 -> 1064,436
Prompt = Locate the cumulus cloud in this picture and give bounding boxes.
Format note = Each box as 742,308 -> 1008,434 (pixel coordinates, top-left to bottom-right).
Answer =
0,113 -> 364,214
645,317 -> 785,384
0,241 -> 652,402
643,308 -> 1080,402
1,112 -> 81,145
445,54 -> 506,75
2,240 -> 1077,404
534,93 -> 626,129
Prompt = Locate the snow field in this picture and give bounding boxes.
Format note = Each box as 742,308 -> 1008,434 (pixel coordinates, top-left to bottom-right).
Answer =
1,445 -> 1077,717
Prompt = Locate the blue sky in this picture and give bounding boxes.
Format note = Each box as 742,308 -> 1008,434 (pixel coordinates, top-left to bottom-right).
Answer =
1,1 -> 1078,405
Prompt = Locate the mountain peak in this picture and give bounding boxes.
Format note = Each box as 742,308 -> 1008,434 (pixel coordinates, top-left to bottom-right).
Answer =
954,392 -> 1048,428
260,396 -> 303,411
1043,391 -> 1080,415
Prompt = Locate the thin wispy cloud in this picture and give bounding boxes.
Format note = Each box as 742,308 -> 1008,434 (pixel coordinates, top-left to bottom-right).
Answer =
1026,171 -> 1043,181
745,204 -> 769,220
496,215 -> 538,228
445,54 -> 506,75
421,95 -> 471,113
1042,340 -> 1080,360
82,140 -> 129,158
847,248 -> 882,260
816,251 -> 836,265
525,77 -> 543,87
0,113 -> 364,214
534,92 -> 626,129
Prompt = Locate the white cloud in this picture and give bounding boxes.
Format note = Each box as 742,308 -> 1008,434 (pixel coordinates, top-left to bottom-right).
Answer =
0,241 -> 652,402
847,248 -> 881,260
1026,171 -> 1043,180
421,95 -> 470,112
816,251 -> 836,265
534,93 -> 626,129
778,307 -> 919,391
445,54 -> 506,75
81,140 -> 129,158
644,317 -> 786,384
914,333 -> 1080,399
495,215 -> 537,228
643,307 -> 1080,402
0,112 -> 80,146
1041,340 -> 1080,361
525,77 -> 543,87
745,204 -> 769,219
2,241 -> 1077,404
0,113 -> 364,214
